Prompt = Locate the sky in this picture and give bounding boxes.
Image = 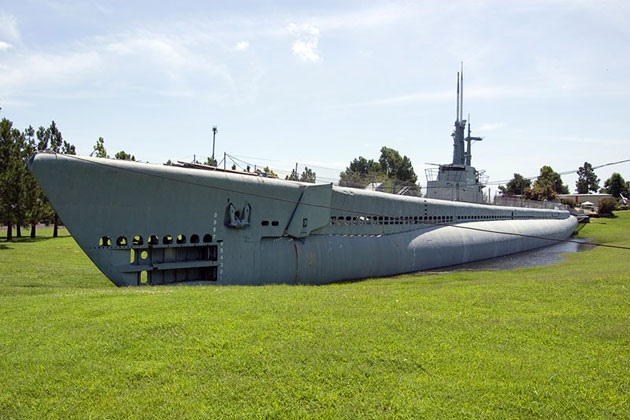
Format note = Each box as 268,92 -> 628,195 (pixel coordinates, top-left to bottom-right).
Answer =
1,0 -> 629,194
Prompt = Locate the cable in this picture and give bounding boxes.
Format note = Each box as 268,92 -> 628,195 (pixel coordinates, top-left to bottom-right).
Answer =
487,158 -> 630,185
229,153 -> 345,172
60,154 -> 630,251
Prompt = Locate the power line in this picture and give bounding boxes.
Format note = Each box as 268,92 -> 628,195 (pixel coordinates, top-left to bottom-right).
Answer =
61,154 -> 630,251
487,158 -> 630,185
228,153 -> 346,172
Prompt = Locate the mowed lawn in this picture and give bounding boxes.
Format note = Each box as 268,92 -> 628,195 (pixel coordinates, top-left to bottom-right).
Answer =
0,215 -> 629,419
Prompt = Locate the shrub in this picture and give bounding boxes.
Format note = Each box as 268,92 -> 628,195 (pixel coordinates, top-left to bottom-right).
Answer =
598,197 -> 618,215
560,198 -> 576,208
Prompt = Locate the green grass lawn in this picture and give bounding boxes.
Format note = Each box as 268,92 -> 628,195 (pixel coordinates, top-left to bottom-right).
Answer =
1,215 -> 629,419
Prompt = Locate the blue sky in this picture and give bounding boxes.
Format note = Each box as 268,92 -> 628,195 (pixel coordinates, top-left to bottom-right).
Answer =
1,0 -> 629,192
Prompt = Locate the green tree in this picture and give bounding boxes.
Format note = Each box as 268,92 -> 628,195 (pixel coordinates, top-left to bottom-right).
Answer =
62,141 -> 76,155
378,146 -> 417,183
36,126 -> 50,151
339,156 -> 383,187
285,169 -> 299,181
22,126 -> 46,238
300,167 -> 316,183
35,122 -> 75,237
534,165 -> 569,194
576,162 -> 599,194
499,173 -> 531,196
261,166 -> 278,178
522,185 -> 557,201
93,137 -> 109,158
598,197 -> 618,215
49,121 -> 63,152
339,147 -> 418,195
1,118 -> 76,240
115,150 -> 135,161
603,173 -> 628,198
0,117 -> 22,241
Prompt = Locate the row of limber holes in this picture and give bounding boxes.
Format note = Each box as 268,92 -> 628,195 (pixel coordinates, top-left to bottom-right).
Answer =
330,215 -> 455,226
98,233 -> 213,247
329,213 -> 534,226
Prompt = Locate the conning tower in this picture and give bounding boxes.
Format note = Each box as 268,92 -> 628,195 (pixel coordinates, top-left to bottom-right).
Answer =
426,64 -> 487,203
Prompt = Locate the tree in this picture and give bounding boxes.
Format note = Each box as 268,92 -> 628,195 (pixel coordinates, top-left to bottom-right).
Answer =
339,156 -> 383,187
300,167 -> 316,183
378,146 -> 417,183
36,126 -> 50,151
339,147 -> 419,195
534,165 -> 569,194
0,117 -> 76,240
0,117 -> 22,241
522,184 -> 557,201
576,162 -> 599,194
598,197 -> 618,215
498,173 -> 531,196
48,121 -> 63,152
62,141 -> 76,155
34,122 -> 76,237
115,150 -> 135,161
93,137 -> 109,158
22,126 -> 46,238
285,169 -> 299,181
258,166 -> 278,178
603,173 -> 628,198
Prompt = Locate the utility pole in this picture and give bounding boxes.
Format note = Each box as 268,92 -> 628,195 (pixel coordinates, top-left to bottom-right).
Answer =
211,125 -> 218,166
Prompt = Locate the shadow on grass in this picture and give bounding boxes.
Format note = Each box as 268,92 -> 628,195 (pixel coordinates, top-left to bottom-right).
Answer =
0,233 -> 72,247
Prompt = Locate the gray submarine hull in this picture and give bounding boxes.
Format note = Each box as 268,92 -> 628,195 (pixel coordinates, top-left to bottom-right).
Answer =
29,153 -> 577,286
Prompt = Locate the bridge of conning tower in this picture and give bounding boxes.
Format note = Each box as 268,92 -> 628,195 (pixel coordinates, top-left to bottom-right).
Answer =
452,65 -> 482,167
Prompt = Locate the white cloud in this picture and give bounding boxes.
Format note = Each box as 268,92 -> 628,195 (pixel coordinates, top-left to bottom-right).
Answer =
288,23 -> 321,63
0,12 -> 19,43
0,41 -> 12,50
235,41 -> 249,51
339,90 -> 453,108
310,3 -> 416,31
477,122 -> 505,131
0,50 -> 103,93
0,28 -> 238,101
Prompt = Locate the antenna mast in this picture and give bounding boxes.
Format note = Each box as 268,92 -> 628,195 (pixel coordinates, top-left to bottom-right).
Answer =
459,62 -> 464,121
211,125 -> 218,166
456,72 -> 460,122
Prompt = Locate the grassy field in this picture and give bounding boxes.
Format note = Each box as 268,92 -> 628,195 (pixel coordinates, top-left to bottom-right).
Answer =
0,215 -> 629,419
